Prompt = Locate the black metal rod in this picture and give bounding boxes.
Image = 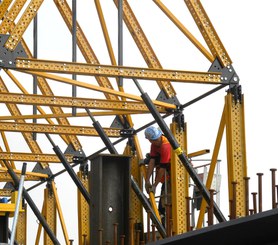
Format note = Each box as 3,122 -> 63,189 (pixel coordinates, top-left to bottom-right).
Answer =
46,134 -> 90,203
181,84 -> 227,110
118,0 -> 123,87
32,14 -> 38,140
26,162 -> 80,192
72,0 -> 77,115
133,79 -> 226,222
85,84 -> 227,162
86,108 -> 117,154
3,160 -> 61,245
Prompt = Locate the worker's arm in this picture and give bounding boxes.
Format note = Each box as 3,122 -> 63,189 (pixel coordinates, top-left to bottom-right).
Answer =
154,167 -> 166,187
145,158 -> 155,192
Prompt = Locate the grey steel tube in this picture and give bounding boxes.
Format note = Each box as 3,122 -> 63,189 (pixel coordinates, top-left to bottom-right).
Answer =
33,14 -> 38,140
10,163 -> 27,245
251,192 -> 257,214
244,177 -> 250,216
257,173 -> 263,212
270,169 -> 277,209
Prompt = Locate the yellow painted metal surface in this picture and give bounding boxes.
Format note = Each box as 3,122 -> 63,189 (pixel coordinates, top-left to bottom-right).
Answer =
170,122 -> 189,234
225,93 -> 247,217
16,58 -> 222,84
77,171 -> 90,245
44,187 -> 57,245
185,0 -> 232,67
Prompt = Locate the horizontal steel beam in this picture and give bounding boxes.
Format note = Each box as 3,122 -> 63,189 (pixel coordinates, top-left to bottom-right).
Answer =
0,152 -> 73,163
14,58 -> 222,84
0,92 -> 168,112
0,121 -> 121,137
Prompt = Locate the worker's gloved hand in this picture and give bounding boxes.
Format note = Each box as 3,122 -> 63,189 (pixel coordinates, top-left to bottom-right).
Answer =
145,181 -> 152,193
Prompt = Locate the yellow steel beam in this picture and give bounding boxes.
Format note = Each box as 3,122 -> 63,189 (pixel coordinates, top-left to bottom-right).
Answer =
0,0 -> 13,20
0,191 -> 24,215
0,92 -> 168,113
15,58 -> 222,84
44,187 -> 57,244
0,76 -> 49,168
0,166 -> 48,177
5,68 -> 81,150
77,171 -> 90,245
0,110 -> 143,121
16,204 -> 27,245
51,181 -> 70,245
1,131 -> 15,168
124,146 -> 143,227
225,93 -> 247,217
196,105 -> 225,229
54,0 -> 118,101
0,168 -> 48,181
153,0 -> 214,62
114,0 -> 176,98
170,122 -> 189,234
95,0 -> 117,67
0,152 -> 73,163
5,0 -> 44,51
0,121 -> 122,137
19,70 -> 177,110
35,202 -> 44,245
0,0 -> 27,34
184,0 -> 232,67
188,149 -> 210,158
0,188 -> 12,196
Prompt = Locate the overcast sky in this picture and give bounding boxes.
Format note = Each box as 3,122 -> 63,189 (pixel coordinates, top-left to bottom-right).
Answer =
2,0 -> 278,243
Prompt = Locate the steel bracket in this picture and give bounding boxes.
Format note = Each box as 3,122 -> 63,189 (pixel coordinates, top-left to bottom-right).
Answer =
0,34 -> 27,69
209,58 -> 240,85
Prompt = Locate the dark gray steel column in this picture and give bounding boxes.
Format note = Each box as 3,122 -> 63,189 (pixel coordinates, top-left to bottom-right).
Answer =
0,213 -> 8,243
90,154 -> 130,245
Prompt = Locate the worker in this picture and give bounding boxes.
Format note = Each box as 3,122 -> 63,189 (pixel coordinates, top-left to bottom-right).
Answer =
144,126 -> 171,223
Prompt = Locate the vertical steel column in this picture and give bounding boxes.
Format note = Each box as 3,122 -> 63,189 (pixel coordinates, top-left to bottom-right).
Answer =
44,185 -> 57,244
33,13 -> 38,140
90,154 -> 130,245
72,0 -> 77,115
123,146 -> 143,241
0,213 -> 8,243
170,122 -> 189,234
78,171 -> 90,245
118,0 -> 123,87
225,93 -> 247,217
16,203 -> 27,244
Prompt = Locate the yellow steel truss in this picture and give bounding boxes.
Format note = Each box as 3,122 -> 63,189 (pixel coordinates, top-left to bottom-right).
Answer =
0,0 -> 249,244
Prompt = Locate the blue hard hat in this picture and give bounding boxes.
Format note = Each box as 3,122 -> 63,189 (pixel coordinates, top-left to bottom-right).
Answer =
145,126 -> 162,140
